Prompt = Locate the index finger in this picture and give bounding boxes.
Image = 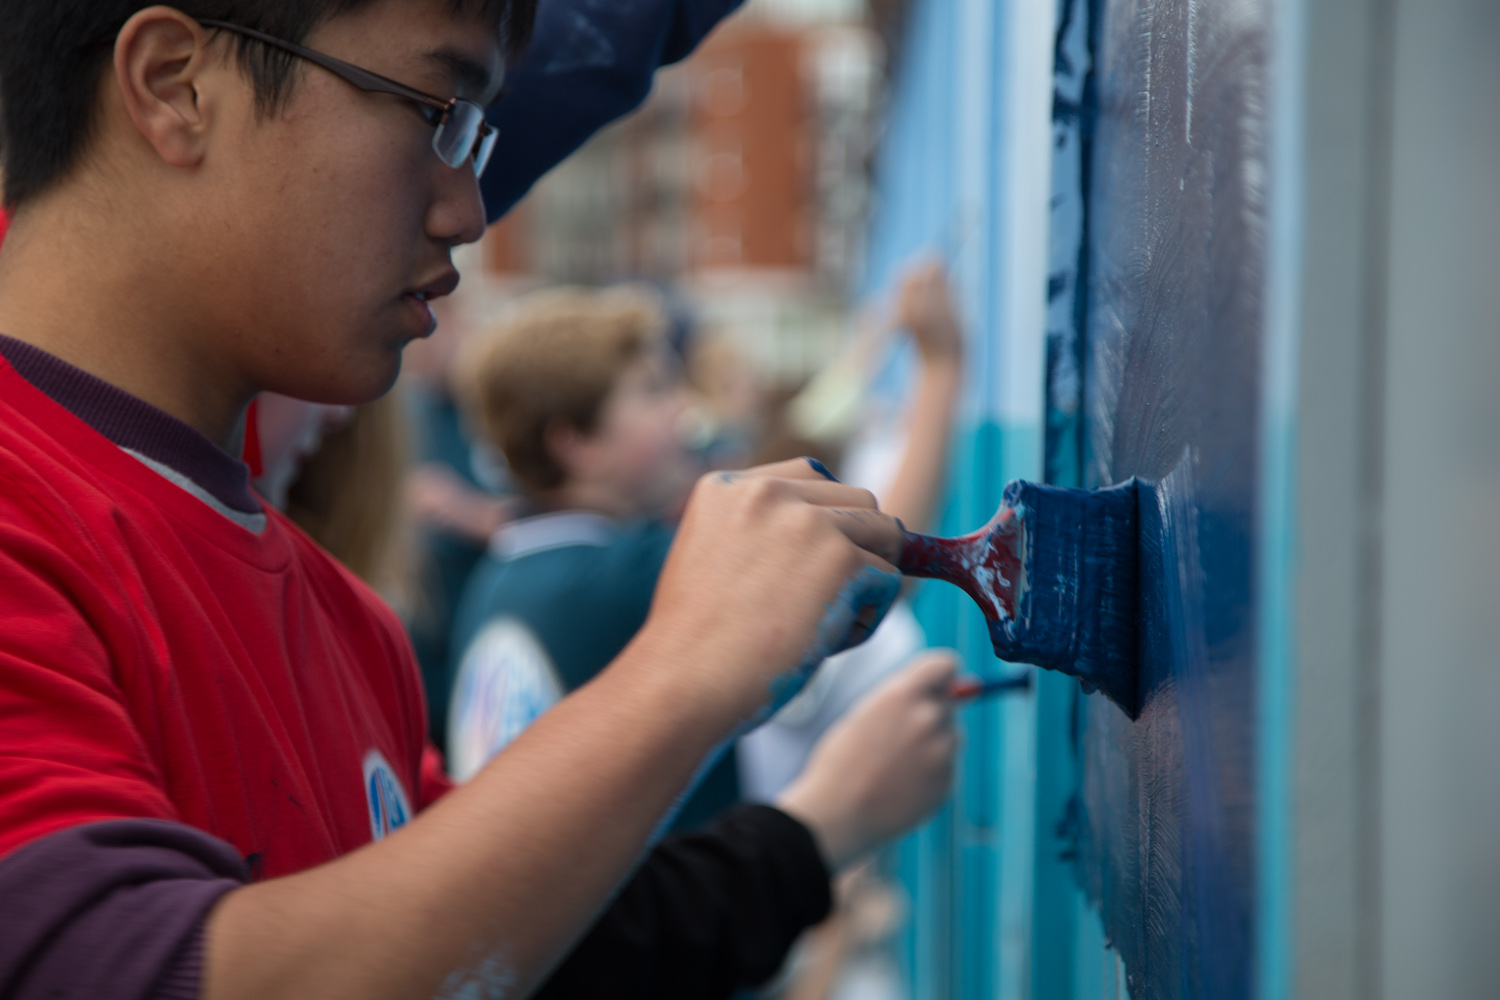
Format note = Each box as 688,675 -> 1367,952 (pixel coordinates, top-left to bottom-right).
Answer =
902,649 -> 961,690
732,457 -> 842,483
709,460 -> 905,564
825,505 -> 905,568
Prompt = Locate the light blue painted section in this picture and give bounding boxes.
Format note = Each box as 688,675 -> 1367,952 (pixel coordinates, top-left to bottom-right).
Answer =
867,8 -> 978,997
858,0 -> 960,305
863,0 -> 1057,997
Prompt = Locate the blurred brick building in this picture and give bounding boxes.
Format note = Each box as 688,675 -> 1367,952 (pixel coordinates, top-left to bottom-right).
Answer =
480,0 -> 882,384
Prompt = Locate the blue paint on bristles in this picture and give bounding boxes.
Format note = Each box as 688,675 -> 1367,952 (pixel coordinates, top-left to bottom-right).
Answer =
899,478 -> 1142,717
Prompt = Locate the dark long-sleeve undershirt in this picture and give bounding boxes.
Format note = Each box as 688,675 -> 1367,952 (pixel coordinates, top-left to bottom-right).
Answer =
536,805 -> 832,999
0,820 -> 243,1000
0,806 -> 830,1000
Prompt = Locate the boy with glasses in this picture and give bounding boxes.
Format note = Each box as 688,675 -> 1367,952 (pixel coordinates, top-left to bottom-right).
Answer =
0,3 -> 955,1000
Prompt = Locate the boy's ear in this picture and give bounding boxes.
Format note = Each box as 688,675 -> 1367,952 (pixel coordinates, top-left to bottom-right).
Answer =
113,8 -> 219,170
544,419 -> 593,481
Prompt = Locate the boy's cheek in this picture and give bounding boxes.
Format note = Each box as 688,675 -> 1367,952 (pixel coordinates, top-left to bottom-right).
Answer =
617,407 -> 691,467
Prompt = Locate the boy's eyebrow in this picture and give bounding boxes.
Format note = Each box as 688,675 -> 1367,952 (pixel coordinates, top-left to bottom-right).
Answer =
426,45 -> 505,103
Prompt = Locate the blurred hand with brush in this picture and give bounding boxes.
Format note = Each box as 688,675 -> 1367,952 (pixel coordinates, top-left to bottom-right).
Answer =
777,650 -> 959,870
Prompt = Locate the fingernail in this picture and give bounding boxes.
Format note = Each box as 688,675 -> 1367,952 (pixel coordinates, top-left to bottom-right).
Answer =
805,457 -> 840,482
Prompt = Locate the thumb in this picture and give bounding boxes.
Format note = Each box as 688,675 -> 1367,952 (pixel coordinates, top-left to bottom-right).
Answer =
899,649 -> 960,693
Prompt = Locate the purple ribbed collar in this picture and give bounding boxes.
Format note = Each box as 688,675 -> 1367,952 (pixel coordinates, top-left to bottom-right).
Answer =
0,334 -> 261,514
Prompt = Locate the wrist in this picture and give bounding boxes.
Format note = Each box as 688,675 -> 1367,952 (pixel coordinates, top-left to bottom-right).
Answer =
918,354 -> 962,378
614,620 -> 761,736
776,779 -> 862,872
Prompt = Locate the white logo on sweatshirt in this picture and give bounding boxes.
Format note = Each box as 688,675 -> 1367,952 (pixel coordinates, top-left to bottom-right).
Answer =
362,749 -> 412,841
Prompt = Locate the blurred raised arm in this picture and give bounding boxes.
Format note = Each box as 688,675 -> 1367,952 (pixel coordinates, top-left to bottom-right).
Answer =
878,261 -> 964,534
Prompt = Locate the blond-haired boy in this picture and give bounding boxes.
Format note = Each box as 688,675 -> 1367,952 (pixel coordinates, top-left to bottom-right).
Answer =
449,286 -> 728,824
446,285 -> 958,997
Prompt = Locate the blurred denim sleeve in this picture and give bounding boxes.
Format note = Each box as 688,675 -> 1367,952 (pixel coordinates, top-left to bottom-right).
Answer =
481,0 -> 746,221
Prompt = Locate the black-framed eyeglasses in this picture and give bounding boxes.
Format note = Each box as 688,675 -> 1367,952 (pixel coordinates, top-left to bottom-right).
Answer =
199,19 -> 498,177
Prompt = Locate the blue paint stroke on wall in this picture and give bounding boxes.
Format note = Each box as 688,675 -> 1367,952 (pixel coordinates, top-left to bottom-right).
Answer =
1044,0 -> 1094,492
1034,1 -> 1099,993
1068,0 -> 1269,995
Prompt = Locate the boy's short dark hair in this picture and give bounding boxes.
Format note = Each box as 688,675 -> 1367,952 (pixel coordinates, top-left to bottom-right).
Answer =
0,0 -> 536,208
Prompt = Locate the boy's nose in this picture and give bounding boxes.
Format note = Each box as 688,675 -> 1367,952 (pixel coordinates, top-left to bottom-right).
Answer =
429,164 -> 488,248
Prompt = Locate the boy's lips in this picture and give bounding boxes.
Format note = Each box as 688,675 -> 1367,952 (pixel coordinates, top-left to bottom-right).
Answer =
400,269 -> 460,338
408,270 -> 461,302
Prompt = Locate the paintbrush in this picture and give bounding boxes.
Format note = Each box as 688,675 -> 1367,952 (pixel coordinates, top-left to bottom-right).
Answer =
899,479 -> 1142,716
950,672 -> 1032,701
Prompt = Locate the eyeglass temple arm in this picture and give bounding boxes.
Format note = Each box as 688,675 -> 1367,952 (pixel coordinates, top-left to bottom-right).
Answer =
198,19 -> 452,115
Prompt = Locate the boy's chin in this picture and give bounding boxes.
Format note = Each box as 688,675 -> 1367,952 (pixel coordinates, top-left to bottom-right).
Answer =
639,477 -> 697,522
334,363 -> 404,406
263,356 -> 403,408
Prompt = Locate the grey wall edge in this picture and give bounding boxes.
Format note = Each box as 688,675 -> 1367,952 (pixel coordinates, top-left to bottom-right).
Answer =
1376,0 -> 1500,997
1289,0 -> 1392,997
1293,0 -> 1500,997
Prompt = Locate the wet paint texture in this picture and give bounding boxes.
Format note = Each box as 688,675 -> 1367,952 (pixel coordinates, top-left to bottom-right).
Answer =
1062,0 -> 1268,994
899,479 -> 1141,715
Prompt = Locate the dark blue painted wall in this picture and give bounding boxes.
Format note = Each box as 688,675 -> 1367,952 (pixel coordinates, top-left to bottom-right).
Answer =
1063,0 -> 1270,996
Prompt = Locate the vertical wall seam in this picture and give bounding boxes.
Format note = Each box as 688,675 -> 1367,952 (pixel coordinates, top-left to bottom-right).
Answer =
1260,0 -> 1310,994
1353,0 -> 1396,994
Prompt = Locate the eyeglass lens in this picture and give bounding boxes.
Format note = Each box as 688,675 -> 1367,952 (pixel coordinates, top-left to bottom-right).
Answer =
434,101 -> 494,176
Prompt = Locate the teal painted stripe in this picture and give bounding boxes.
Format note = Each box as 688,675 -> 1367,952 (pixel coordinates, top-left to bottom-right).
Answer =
864,5 -> 1056,997
951,422 -> 1005,1000
1030,669 -> 1081,999
1258,0 -> 1306,994
910,419 -> 1039,1000
988,425 -> 1042,1000
1256,419 -> 1297,1000
897,803 -> 955,1000
1072,895 -> 1128,1000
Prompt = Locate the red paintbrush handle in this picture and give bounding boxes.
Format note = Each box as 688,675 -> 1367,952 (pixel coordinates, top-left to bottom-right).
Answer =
897,508 -> 1024,623
949,677 -> 986,700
